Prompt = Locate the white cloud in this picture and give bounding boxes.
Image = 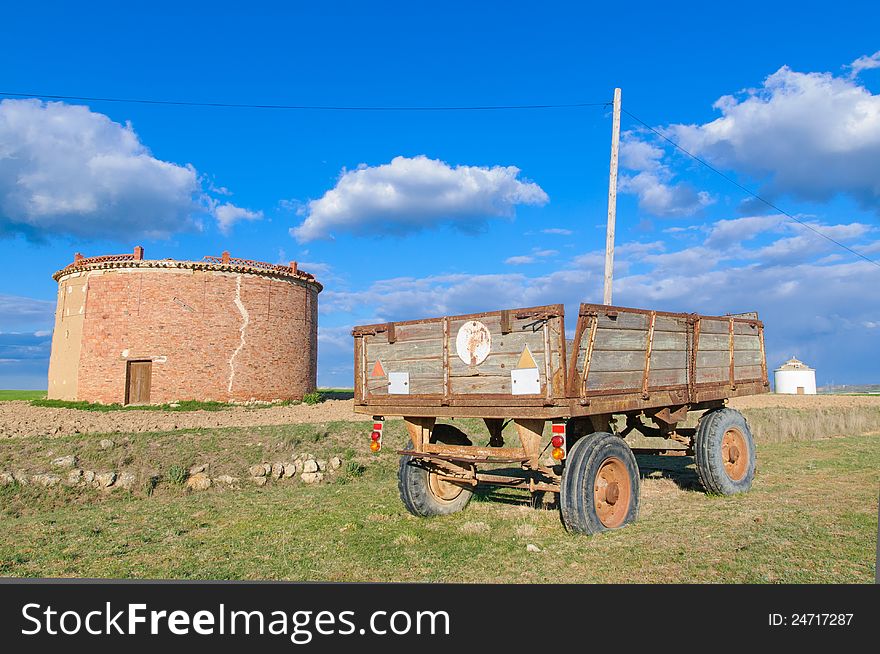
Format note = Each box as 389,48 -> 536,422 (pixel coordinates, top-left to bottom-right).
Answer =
620,137 -> 664,172
704,214 -> 785,248
291,155 -> 548,242
0,99 -> 259,238
669,66 -> 880,210
213,202 -> 263,234
847,50 -> 880,78
504,248 -> 558,265
0,294 -> 54,331
618,132 -> 715,217
505,255 -> 534,265
619,170 -> 714,217
541,227 -> 573,236
319,216 -> 880,386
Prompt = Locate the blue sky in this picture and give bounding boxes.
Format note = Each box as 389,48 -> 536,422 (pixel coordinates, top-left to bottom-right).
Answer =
1,1 -> 879,389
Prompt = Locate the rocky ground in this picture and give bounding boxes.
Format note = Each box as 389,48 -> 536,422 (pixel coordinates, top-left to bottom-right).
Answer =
1,393 -> 878,439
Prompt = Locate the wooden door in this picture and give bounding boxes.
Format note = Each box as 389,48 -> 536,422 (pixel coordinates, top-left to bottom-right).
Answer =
126,361 -> 152,404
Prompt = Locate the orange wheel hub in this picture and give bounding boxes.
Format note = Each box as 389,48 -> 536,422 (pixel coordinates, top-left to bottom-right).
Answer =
721,428 -> 749,481
594,457 -> 632,528
428,472 -> 464,501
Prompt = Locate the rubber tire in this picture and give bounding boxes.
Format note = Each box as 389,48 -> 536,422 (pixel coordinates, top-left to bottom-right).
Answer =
398,424 -> 474,517
559,432 -> 640,535
694,407 -> 756,495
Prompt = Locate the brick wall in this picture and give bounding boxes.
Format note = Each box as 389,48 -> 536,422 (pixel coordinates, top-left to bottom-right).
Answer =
52,266 -> 319,404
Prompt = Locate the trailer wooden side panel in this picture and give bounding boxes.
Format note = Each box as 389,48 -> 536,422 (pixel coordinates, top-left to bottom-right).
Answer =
353,302 -> 768,418
572,304 -> 767,403
353,305 -> 567,405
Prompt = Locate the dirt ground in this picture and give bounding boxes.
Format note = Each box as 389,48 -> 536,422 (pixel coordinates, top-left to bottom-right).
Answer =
0,399 -> 363,439
1,393 -> 878,439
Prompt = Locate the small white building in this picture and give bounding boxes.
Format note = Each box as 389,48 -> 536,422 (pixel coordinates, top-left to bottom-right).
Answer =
774,357 -> 817,395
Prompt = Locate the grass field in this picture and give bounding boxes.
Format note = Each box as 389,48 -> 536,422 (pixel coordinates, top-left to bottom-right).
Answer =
0,390 -> 46,401
0,388 -> 353,411
0,417 -> 876,583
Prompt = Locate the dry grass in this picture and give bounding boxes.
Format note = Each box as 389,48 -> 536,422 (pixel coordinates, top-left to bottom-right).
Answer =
736,406 -> 880,443
0,414 -> 876,583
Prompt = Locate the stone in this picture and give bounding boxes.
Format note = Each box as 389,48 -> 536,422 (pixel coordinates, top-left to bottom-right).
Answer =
302,459 -> 319,474
99,439 -> 115,450
271,462 -> 285,479
329,456 -> 343,470
316,460 -> 328,472
301,472 -> 323,484
32,473 -> 61,487
114,471 -> 136,490
250,476 -> 267,487
94,471 -> 117,488
12,470 -> 29,485
185,472 -> 212,491
189,463 -> 208,475
214,475 -> 240,486
51,454 -> 78,469
66,469 -> 84,486
282,462 -> 297,478
248,463 -> 270,477
82,470 -> 96,484
0,472 -> 14,485
526,544 -> 542,553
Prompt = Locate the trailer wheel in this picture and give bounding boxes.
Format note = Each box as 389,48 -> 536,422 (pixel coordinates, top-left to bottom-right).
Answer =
694,408 -> 756,495
398,440 -> 473,517
559,432 -> 640,535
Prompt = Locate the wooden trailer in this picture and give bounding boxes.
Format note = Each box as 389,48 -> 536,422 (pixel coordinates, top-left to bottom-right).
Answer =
352,303 -> 769,534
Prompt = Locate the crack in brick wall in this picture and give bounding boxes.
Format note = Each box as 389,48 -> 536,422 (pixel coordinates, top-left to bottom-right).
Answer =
228,275 -> 250,395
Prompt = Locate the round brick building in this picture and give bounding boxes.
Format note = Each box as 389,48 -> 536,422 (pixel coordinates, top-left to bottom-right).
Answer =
47,247 -> 322,404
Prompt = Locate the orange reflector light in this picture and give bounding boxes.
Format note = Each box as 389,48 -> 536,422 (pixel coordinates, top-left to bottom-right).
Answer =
551,447 -> 565,461
551,435 -> 564,448
370,440 -> 381,453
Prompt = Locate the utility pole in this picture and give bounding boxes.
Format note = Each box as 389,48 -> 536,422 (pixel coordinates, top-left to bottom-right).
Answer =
603,87 -> 622,306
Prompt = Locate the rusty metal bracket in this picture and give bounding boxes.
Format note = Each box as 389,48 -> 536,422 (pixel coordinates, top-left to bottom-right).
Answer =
580,314 -> 599,401
386,322 -> 396,344
653,404 -> 690,425
641,311 -> 657,399
500,310 -> 512,334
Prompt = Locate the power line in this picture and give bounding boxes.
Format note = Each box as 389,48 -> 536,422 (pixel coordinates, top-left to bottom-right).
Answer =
622,108 -> 880,270
0,91 -> 610,111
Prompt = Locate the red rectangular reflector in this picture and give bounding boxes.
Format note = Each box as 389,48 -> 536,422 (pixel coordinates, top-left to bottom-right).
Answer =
551,424 -> 565,433
373,423 -> 383,431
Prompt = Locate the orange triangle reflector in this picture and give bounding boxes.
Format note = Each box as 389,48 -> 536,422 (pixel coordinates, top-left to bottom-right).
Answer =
371,360 -> 386,378
516,345 -> 538,369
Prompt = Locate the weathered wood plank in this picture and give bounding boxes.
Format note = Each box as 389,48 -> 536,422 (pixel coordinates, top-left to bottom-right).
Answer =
595,312 -> 649,331
368,359 -> 443,376
698,319 -> 731,335
698,333 -> 761,351
734,349 -> 764,367
696,366 -> 728,383
648,368 -> 687,387
451,374 -> 529,394
653,315 -> 688,332
393,322 -> 444,341
585,370 -> 643,391
591,329 -> 685,352
587,349 -> 686,373
733,365 -> 764,380
367,339 -> 443,361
